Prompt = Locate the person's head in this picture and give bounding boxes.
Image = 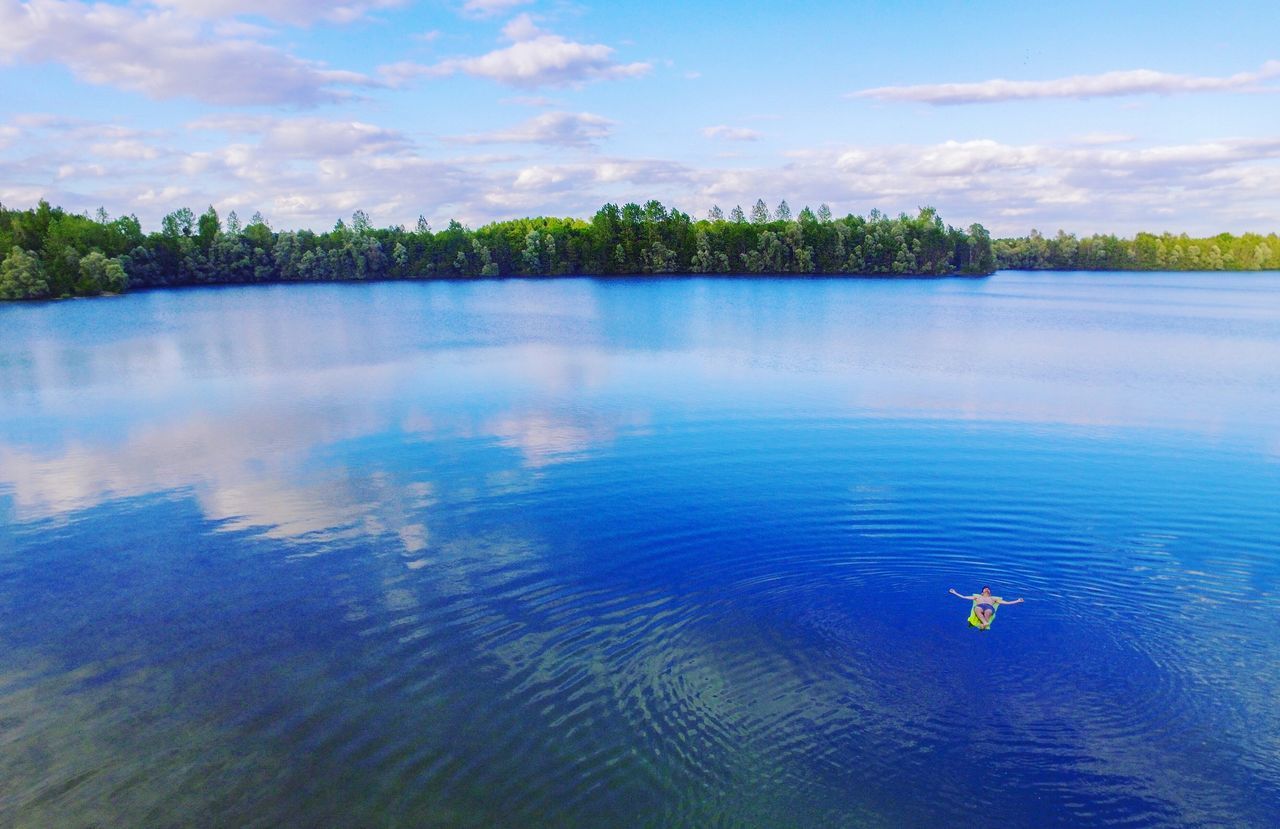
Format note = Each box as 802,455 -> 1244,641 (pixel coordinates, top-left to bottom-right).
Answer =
981,586 -> 991,595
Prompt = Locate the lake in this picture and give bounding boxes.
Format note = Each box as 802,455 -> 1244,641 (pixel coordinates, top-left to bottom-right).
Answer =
1,272 -> 1278,827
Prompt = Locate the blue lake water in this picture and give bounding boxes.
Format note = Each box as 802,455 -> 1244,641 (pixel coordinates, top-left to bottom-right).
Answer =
1,272 -> 1278,827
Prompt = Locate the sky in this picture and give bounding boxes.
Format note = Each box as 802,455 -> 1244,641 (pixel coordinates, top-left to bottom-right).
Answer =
1,0 -> 1279,236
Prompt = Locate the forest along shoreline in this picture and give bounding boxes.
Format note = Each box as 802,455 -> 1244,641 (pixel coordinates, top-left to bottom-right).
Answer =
3,198 -> 1278,301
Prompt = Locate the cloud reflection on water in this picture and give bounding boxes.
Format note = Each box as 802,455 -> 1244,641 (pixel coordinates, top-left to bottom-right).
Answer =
2,277 -> 1278,826
3,275 -> 1278,530
0,374 -> 650,550
0,402 -> 647,534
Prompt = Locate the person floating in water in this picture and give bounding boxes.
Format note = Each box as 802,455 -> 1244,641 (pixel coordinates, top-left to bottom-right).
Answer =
949,586 -> 1023,629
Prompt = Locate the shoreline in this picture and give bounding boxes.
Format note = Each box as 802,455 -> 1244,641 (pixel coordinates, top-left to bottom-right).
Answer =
9,267 -> 1280,305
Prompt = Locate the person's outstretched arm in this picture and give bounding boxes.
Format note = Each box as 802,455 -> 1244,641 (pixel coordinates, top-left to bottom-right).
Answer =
1000,597 -> 1024,605
948,588 -> 975,600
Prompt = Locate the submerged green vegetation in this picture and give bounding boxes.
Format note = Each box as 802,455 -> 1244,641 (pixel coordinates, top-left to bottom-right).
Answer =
0,199 -> 993,300
1,198 -> 1276,301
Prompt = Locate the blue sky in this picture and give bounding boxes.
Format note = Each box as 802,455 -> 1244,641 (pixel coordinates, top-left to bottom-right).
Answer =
1,0 -> 1278,235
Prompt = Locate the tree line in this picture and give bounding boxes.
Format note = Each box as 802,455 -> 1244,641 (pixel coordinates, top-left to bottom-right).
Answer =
0,199 -> 996,300
994,228 -> 1280,271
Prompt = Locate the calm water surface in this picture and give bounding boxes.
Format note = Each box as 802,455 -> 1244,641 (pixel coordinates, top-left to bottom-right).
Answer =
1,272 -> 1278,827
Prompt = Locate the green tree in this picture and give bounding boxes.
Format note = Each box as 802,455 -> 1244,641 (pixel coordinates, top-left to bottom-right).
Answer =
690,230 -> 715,273
643,239 -> 677,273
472,238 -> 498,276
273,232 -> 303,280
352,209 -> 372,235
197,206 -> 220,249
161,207 -> 195,238
76,251 -> 127,295
3,197 -> 1012,298
0,246 -> 49,299
244,214 -> 273,248
966,224 -> 995,274
522,229 -> 544,274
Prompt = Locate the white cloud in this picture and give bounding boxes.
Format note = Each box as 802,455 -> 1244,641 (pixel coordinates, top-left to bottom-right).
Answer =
853,61 -> 1280,105
486,158 -> 697,214
702,125 -> 761,142
0,0 -> 380,105
417,16 -> 651,88
89,139 -> 164,160
184,113 -> 275,132
57,162 -> 105,178
1,112 -> 487,227
6,110 -> 1280,237
10,112 -> 85,129
179,133 -> 473,217
460,0 -> 531,18
500,95 -> 562,107
152,0 -> 407,25
374,61 -> 430,87
501,12 -> 542,41
190,115 -> 410,157
448,112 -> 614,147
1070,132 -> 1137,146
732,137 -> 1280,234
211,19 -> 275,37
